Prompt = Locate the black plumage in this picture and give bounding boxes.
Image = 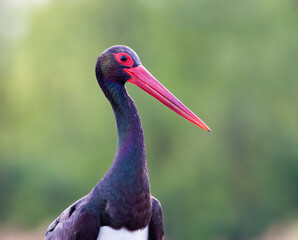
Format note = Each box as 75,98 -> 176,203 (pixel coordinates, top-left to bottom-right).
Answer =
45,46 -> 164,240
45,45 -> 210,240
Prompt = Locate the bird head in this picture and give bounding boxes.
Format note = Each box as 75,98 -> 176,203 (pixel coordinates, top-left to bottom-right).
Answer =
96,45 -> 140,85
95,45 -> 211,132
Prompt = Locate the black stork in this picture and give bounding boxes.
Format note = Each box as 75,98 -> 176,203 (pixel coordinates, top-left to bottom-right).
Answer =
45,45 -> 210,240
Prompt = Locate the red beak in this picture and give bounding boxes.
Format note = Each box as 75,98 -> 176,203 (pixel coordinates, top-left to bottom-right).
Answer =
124,65 -> 211,132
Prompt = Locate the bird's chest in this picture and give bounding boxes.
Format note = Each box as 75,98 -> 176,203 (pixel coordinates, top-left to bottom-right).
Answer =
97,226 -> 148,240
103,186 -> 152,229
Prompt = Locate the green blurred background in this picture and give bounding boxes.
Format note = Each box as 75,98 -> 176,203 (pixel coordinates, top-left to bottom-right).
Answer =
1,0 -> 298,239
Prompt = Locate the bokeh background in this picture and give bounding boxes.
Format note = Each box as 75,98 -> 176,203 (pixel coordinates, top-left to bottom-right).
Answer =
1,0 -> 298,239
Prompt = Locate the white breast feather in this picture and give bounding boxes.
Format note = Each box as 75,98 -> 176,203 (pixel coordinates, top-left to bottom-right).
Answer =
97,226 -> 149,240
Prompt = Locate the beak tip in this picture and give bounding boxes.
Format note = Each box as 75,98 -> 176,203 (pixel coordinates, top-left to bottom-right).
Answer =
207,129 -> 211,132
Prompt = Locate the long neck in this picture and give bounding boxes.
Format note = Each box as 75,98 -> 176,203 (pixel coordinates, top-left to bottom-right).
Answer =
90,84 -> 151,229
111,86 -> 146,171
102,83 -> 148,184
90,83 -> 149,206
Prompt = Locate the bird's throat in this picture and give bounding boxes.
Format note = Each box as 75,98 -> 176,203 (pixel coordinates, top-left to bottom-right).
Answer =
90,85 -> 151,229
109,85 -> 148,180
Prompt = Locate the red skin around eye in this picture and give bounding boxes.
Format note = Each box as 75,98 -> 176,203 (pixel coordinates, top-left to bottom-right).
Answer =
113,53 -> 134,67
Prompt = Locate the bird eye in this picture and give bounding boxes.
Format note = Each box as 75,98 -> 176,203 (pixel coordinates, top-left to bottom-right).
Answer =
114,53 -> 134,67
120,55 -> 128,61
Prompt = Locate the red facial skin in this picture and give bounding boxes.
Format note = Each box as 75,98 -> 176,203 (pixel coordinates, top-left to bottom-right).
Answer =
114,52 -> 211,132
114,53 -> 134,67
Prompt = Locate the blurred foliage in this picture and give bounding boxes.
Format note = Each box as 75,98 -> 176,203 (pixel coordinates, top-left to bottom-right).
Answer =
1,0 -> 298,239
